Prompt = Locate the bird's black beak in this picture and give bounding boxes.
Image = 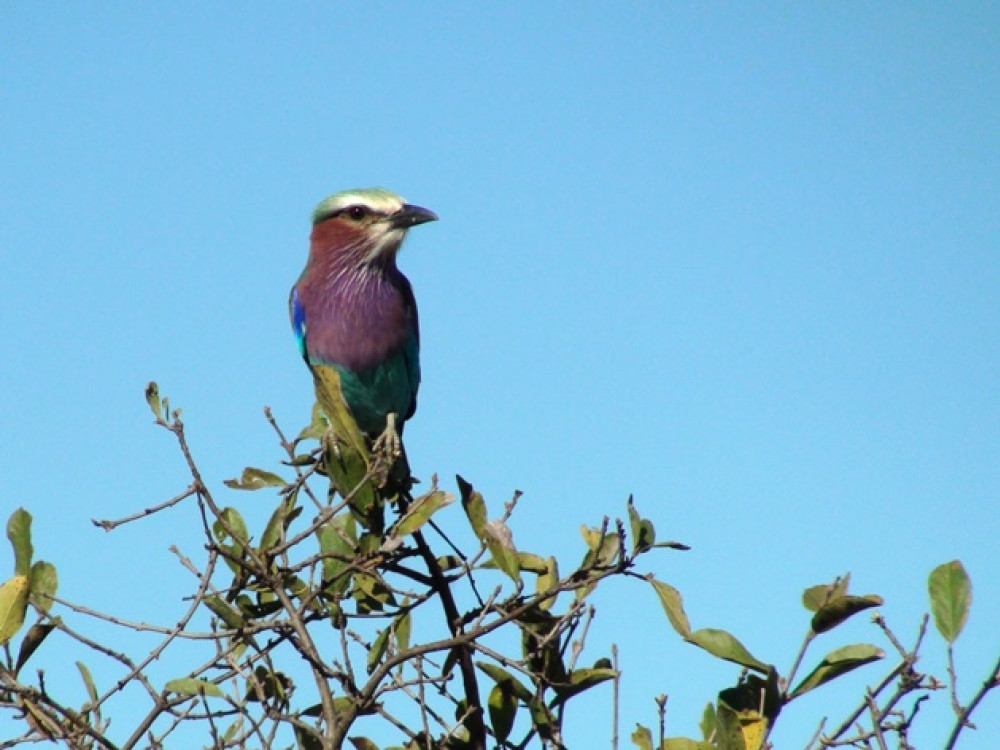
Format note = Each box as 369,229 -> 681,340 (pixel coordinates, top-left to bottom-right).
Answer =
390,203 -> 438,230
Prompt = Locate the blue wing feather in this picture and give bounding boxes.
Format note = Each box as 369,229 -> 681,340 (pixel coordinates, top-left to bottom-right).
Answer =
289,286 -> 308,360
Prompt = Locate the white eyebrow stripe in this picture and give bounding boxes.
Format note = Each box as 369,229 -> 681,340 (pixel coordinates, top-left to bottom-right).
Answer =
313,188 -> 405,222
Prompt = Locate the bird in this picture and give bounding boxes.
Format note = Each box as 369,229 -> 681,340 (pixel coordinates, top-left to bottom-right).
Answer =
289,187 -> 437,447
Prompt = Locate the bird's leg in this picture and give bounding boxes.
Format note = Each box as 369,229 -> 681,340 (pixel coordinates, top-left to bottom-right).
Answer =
372,412 -> 402,466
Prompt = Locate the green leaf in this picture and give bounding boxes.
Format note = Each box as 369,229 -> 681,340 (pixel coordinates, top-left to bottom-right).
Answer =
552,663 -> 617,705
811,594 -> 883,634
480,550 -> 549,574
789,643 -> 884,698
527,699 -> 557,741
394,607 -> 411,652
0,575 -> 29,645
318,515 -> 357,595
367,628 -> 390,674
515,551 -> 550,574
393,489 -> 454,538
436,554 -> 463,571
322,423 -> 379,531
483,519 -> 521,583
348,738 -> 379,750
222,719 -> 242,742
224,467 -> 288,491
352,572 -> 395,613
580,525 -> 621,568
295,725 -> 325,750
296,401 -> 329,443
28,561 -> 57,612
654,540 -> 691,551
699,702 -> 717,742
77,661 -> 99,705
650,577 -> 691,638
15,622 -> 55,675
714,702 -> 747,750
260,496 -> 299,553
213,507 -> 250,575
457,475 -> 487,539
627,496 -> 655,554
476,662 -> 534,702
928,560 -> 972,644
802,574 -> 850,612
488,682 -> 518,743
7,508 -> 33,576
664,740 -> 716,750
203,596 -> 245,630
685,629 -> 768,673
536,556 -> 559,611
630,724 -> 654,750
575,525 -> 621,599
246,666 -> 292,702
214,507 -> 249,545
165,678 -> 223,697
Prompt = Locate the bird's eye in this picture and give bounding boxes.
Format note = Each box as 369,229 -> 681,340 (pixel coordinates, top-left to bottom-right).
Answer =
346,205 -> 368,221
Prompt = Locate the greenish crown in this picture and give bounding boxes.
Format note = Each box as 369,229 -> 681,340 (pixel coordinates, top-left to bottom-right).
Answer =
312,188 -> 405,225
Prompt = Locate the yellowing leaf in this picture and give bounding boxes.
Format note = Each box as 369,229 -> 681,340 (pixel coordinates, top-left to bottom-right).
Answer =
458,475 -> 487,539
630,724 -> 654,750
0,575 -> 29,645
393,490 -> 454,538
739,716 -> 766,750
145,381 -> 163,420
484,520 -> 521,583
313,366 -> 368,460
650,578 -> 691,638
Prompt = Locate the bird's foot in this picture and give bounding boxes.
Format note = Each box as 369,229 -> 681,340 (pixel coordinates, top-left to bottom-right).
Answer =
372,413 -> 402,467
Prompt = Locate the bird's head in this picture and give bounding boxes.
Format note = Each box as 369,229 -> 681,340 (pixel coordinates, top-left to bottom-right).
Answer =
310,187 -> 438,268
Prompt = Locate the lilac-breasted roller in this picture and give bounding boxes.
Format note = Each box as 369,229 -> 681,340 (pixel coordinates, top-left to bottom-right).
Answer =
290,188 -> 437,437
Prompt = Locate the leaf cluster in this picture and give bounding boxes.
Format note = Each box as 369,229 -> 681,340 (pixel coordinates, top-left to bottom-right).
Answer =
0,379 -> 995,750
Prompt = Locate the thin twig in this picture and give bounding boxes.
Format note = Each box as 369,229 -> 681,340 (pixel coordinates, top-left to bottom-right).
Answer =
92,484 -> 199,531
944,652 -> 1000,750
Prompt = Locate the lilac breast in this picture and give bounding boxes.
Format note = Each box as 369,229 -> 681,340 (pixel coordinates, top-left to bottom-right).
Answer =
296,263 -> 415,373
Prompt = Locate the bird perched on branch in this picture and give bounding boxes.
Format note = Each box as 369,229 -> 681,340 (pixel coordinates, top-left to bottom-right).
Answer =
290,188 -> 437,448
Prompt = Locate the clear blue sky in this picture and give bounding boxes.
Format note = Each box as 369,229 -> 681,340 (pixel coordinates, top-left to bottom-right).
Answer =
2,4 -> 997,747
